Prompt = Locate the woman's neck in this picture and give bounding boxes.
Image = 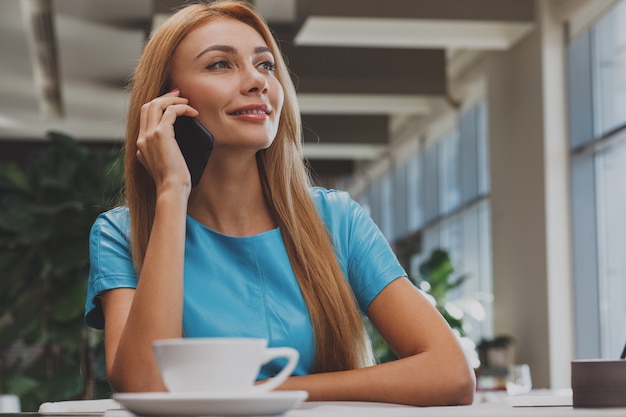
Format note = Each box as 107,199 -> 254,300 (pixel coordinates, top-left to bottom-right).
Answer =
186,156 -> 277,236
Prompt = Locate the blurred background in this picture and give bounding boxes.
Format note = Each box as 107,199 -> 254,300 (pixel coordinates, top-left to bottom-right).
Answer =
1,0 -> 625,410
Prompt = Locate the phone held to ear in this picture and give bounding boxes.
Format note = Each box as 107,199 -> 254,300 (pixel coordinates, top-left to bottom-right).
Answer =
173,116 -> 215,187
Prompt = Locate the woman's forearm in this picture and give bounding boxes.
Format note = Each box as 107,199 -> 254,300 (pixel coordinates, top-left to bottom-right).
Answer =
277,351 -> 475,406
107,189 -> 189,392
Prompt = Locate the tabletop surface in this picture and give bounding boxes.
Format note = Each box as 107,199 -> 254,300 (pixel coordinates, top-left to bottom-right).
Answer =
3,404 -> 626,417
4,391 -> 626,417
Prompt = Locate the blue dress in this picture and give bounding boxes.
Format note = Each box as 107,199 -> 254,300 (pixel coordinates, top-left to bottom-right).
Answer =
85,187 -> 406,378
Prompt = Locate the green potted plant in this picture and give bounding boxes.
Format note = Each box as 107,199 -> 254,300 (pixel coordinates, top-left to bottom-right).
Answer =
0,132 -> 123,410
414,248 -> 469,336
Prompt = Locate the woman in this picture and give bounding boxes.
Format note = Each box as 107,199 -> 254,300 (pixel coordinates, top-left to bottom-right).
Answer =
85,0 -> 475,406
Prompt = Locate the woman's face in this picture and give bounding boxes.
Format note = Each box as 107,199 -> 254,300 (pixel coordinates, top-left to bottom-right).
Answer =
171,17 -> 284,153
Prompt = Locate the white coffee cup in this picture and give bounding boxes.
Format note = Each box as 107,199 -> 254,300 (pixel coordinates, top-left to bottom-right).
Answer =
152,338 -> 299,393
0,394 -> 21,413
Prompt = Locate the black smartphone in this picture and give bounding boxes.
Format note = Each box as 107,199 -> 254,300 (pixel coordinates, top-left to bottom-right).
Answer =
173,116 -> 215,187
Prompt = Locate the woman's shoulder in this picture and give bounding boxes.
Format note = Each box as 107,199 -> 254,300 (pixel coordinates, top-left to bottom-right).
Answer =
91,206 -> 130,239
309,187 -> 364,228
95,205 -> 129,224
309,187 -> 354,211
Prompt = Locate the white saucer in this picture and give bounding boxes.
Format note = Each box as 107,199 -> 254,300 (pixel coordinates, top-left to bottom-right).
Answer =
113,390 -> 308,416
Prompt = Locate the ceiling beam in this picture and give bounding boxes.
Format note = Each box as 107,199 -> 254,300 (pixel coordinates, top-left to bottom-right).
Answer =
297,94 -> 438,115
295,17 -> 534,50
301,114 -> 388,161
302,114 -> 387,144
307,159 -> 355,179
281,44 -> 446,95
302,143 -> 386,160
293,0 -> 535,50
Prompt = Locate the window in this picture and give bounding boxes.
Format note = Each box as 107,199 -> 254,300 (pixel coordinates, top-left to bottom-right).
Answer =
593,1 -> 626,135
568,0 -> 626,359
356,101 -> 493,343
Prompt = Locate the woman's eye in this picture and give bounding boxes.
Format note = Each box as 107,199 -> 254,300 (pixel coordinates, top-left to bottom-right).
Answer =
207,60 -> 230,70
258,61 -> 276,72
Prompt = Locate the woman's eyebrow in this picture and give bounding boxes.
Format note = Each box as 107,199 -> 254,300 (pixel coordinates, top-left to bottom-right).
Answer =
255,46 -> 272,55
195,44 -> 235,60
195,45 -> 273,60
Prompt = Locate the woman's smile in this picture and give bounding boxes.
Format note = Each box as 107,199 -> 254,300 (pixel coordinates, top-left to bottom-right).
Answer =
227,103 -> 272,119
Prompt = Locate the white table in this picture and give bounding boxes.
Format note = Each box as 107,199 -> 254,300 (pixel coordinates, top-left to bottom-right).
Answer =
281,401 -> 626,417
39,391 -> 626,417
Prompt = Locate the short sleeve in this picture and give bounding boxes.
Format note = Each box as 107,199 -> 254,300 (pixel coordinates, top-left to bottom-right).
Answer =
84,207 -> 138,329
311,188 -> 407,313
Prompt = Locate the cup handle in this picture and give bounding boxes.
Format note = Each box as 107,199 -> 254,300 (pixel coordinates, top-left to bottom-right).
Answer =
252,347 -> 299,392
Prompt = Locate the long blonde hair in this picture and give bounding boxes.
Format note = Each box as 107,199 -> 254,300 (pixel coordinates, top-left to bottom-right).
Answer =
124,0 -> 373,372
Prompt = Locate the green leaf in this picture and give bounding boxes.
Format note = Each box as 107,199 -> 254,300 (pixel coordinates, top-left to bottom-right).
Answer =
447,273 -> 470,291
416,248 -> 472,335
6,375 -> 40,396
0,161 -> 30,191
419,249 -> 455,287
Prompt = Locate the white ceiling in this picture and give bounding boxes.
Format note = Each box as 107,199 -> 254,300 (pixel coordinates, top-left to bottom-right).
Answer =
295,17 -> 532,49
0,0 -> 535,167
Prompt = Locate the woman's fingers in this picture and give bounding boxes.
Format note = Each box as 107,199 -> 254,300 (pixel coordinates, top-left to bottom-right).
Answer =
139,89 -> 182,134
144,92 -> 187,132
135,90 -> 200,191
140,95 -> 200,143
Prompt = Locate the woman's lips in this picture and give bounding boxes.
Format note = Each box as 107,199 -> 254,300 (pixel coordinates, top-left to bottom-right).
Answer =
228,104 -> 270,117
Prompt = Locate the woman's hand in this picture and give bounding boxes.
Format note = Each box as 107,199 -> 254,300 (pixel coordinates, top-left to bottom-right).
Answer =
136,89 -> 199,196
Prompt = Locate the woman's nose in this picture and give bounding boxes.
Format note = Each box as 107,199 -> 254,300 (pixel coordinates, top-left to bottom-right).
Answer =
242,67 -> 269,95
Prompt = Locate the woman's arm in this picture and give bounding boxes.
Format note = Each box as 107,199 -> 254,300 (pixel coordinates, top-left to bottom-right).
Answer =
100,91 -> 197,392
101,191 -> 188,392
277,277 -> 476,406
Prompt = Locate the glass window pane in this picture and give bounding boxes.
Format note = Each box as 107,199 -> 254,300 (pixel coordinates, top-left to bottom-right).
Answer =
367,181 -> 381,227
380,175 -> 394,240
571,152 -> 601,359
477,101 -> 491,196
410,226 -> 440,279
593,0 -> 626,135
424,145 -> 439,223
460,203 -> 493,341
393,162 -> 408,239
477,200 -> 494,339
407,154 -> 424,231
438,216 -> 463,299
438,131 -> 461,215
567,31 -> 594,148
460,107 -> 479,203
595,135 -> 626,359
439,216 -> 462,267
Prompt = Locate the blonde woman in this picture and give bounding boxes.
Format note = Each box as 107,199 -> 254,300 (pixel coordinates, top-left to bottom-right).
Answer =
85,0 -> 475,406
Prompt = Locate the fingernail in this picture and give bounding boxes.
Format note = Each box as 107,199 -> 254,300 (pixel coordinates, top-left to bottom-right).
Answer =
169,88 -> 180,93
